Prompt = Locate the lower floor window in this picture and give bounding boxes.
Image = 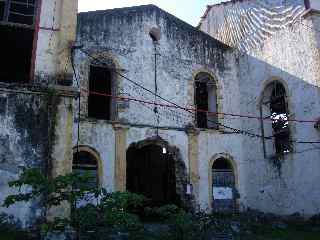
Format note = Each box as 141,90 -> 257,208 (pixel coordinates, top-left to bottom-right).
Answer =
73,151 -> 98,188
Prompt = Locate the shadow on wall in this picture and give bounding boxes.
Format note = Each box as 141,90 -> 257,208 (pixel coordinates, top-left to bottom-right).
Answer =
236,48 -> 320,215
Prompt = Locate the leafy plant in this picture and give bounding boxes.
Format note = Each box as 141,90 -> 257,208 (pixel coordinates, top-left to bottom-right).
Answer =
3,168 -> 147,239
0,213 -> 34,240
153,204 -> 180,220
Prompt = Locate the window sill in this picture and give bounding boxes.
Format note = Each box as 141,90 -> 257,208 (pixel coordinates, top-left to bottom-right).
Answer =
197,127 -> 222,133
0,21 -> 34,29
81,117 -> 116,124
0,82 -> 78,98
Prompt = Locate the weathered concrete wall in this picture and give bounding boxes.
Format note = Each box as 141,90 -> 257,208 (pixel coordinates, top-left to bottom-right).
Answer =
0,85 -> 75,226
199,0 -> 306,53
72,120 -> 116,192
75,5 -> 239,129
74,5 -> 244,212
310,0 -> 320,10
0,0 -> 78,228
74,3 -> 320,216
35,0 -> 78,85
237,20 -> 320,215
0,87 -> 50,226
200,0 -> 320,215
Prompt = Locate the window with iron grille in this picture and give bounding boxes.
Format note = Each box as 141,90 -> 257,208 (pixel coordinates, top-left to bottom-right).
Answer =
212,158 -> 236,212
0,0 -> 37,26
0,0 -> 38,83
73,151 -> 99,188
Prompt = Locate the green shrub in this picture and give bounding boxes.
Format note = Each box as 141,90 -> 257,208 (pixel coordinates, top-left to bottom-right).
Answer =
101,191 -> 147,213
0,213 -> 34,240
3,168 -> 147,239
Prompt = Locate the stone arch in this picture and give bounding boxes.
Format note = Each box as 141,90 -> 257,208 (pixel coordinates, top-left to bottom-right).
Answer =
87,52 -> 122,76
72,145 -> 103,187
208,153 -> 239,212
258,77 -> 292,111
126,136 -> 190,208
191,69 -> 223,130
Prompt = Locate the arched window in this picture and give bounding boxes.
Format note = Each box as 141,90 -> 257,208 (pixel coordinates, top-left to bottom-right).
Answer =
212,158 -> 236,212
73,151 -> 98,188
88,59 -> 117,120
260,81 -> 291,157
194,72 -> 218,129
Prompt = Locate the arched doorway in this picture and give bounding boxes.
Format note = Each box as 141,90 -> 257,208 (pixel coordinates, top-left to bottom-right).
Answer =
126,139 -> 183,207
211,158 -> 236,212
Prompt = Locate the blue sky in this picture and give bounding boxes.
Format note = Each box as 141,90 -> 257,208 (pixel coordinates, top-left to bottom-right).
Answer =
78,0 -> 224,27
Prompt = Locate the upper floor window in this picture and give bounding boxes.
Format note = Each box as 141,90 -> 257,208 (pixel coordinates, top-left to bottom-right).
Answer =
260,81 -> 292,157
194,72 -> 218,129
0,0 -> 38,83
88,63 -> 116,120
0,0 -> 37,26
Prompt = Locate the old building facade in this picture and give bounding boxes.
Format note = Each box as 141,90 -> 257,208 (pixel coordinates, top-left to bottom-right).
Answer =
73,1 -> 320,217
199,0 -> 320,215
74,5 -> 241,212
0,0 -> 78,226
1,0 -> 320,227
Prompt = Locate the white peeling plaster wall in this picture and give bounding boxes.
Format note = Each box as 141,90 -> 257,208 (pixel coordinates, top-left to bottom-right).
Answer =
72,120 -> 116,192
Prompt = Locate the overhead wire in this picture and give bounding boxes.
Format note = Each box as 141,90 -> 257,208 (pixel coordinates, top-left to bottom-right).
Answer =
76,19 -> 320,146
79,49 -> 319,123
80,84 -> 320,145
79,48 -> 320,144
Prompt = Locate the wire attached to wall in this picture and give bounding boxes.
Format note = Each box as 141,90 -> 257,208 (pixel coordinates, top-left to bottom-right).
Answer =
71,44 -> 83,160
77,48 -> 320,146
153,41 -> 160,137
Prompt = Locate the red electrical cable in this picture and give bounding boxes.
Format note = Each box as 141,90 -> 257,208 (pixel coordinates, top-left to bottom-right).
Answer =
81,88 -> 318,124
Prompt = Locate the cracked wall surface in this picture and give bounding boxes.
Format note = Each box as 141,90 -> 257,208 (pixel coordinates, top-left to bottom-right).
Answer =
74,5 -> 243,213
0,0 -> 78,226
0,89 -> 49,226
200,0 -> 320,215
2,0 -> 319,226
0,86 -> 76,226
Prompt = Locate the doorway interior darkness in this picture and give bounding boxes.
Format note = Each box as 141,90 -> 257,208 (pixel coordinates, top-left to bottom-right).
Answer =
126,144 -> 180,206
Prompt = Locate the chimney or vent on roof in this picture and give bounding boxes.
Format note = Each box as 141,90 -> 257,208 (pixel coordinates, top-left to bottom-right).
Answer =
149,27 -> 161,42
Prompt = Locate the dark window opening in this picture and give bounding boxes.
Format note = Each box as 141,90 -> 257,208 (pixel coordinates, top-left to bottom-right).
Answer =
195,73 -> 218,129
8,1 -> 36,25
88,65 -> 113,120
1,0 -> 37,26
270,83 -> 291,155
73,151 -> 98,188
212,158 -> 233,170
126,144 -> 179,207
260,81 -> 292,157
0,1 -> 5,21
0,0 -> 37,83
195,81 -> 208,128
0,25 -> 34,83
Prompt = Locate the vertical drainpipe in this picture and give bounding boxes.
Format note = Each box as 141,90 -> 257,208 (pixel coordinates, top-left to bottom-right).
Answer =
30,0 -> 43,82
